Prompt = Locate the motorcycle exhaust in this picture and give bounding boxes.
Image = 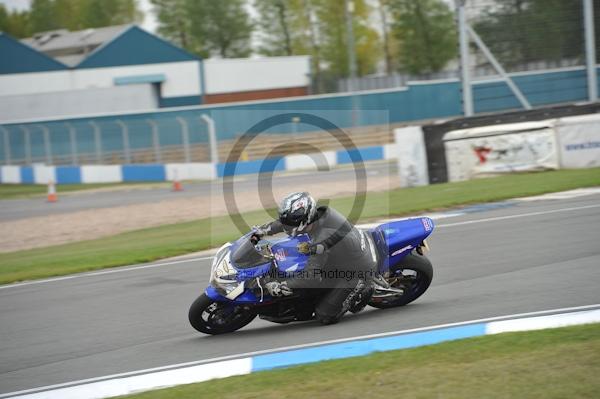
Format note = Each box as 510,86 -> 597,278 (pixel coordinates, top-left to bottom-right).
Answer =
372,286 -> 404,298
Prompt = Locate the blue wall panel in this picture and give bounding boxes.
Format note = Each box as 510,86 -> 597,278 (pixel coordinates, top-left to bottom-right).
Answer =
56,166 -> 82,184
337,146 -> 384,164
159,95 -> 202,108
20,167 -> 34,184
217,158 -> 285,177
473,69 -> 588,113
122,165 -> 166,182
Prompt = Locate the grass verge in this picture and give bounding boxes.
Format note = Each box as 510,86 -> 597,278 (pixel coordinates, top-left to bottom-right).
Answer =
119,323 -> 600,399
1,168 -> 599,284
0,182 -> 171,199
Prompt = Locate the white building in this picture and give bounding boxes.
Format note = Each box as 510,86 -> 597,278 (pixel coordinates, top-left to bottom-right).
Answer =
0,25 -> 311,122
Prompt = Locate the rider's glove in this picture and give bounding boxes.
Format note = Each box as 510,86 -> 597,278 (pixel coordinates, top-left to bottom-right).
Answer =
297,242 -> 325,255
251,225 -> 269,244
252,225 -> 269,237
265,281 -> 293,297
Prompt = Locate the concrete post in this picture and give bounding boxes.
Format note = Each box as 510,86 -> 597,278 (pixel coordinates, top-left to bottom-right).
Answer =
584,0 -> 598,101
176,117 -> 192,163
200,114 -> 218,164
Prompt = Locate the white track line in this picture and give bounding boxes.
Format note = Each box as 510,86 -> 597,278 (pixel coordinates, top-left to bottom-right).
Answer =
515,187 -> 600,201
3,202 -> 599,291
0,256 -> 214,291
2,303 -> 599,399
436,203 -> 600,228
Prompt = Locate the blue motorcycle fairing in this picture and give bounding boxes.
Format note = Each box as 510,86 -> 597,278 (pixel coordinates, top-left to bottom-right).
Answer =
269,234 -> 310,275
205,285 -> 270,303
208,234 -> 311,304
371,217 -> 434,271
227,233 -> 310,280
235,262 -> 272,281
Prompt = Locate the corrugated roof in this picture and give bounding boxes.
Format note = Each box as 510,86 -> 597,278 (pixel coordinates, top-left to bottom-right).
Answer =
14,24 -> 198,70
54,54 -> 87,67
22,25 -> 130,55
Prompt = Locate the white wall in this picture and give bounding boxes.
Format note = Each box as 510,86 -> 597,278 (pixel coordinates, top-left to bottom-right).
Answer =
203,56 -> 310,94
394,126 -> 429,187
0,60 -> 202,99
0,56 -> 311,102
0,84 -> 158,121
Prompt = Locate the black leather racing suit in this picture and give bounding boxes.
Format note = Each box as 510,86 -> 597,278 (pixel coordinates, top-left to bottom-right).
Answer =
262,206 -> 377,324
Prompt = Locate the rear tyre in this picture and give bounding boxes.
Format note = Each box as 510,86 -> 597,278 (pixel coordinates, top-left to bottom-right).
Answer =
369,252 -> 433,309
188,294 -> 257,335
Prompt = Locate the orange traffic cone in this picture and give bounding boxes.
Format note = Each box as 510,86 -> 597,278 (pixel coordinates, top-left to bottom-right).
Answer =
47,180 -> 57,203
172,170 -> 183,192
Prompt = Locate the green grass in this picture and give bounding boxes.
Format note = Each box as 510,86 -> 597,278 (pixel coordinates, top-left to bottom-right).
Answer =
119,323 -> 600,399
0,182 -> 170,199
1,168 -> 599,284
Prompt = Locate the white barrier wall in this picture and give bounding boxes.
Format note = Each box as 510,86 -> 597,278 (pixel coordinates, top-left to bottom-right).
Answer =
284,152 -> 337,172
165,163 -> 215,181
444,121 -> 560,182
0,165 -> 20,183
203,56 -> 310,94
81,165 -> 123,183
555,114 -> 600,169
0,85 -> 158,121
0,61 -> 202,98
394,126 -> 429,187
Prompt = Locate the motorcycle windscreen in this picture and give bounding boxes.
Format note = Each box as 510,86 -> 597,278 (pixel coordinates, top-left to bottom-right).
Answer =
230,238 -> 271,269
376,217 -> 434,262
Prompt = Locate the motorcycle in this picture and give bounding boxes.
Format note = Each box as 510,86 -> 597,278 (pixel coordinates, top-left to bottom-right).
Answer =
188,217 -> 435,335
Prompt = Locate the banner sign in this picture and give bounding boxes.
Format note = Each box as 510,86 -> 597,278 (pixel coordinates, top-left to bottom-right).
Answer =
556,114 -> 600,169
443,121 -> 559,182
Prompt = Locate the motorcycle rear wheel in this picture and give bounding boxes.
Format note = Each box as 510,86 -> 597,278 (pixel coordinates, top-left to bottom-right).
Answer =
188,294 -> 257,335
369,252 -> 433,309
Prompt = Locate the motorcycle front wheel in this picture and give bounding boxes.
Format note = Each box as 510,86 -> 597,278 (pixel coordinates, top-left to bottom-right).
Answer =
188,294 -> 257,335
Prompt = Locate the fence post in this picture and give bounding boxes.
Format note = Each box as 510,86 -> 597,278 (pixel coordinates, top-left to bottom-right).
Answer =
89,121 -> 102,164
345,0 -> 359,126
66,122 -> 78,165
584,0 -> 598,102
0,126 -> 10,165
20,126 -> 31,165
200,114 -> 218,164
39,125 -> 53,165
456,0 -> 473,116
176,117 -> 191,163
147,119 -> 161,163
116,120 -> 131,164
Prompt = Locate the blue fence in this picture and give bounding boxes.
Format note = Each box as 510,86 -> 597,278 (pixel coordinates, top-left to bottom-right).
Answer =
0,66 -> 596,166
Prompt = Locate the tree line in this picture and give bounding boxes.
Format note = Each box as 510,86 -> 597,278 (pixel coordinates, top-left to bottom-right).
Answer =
150,0 -> 458,82
0,0 -> 458,79
0,0 -> 140,38
0,0 -> 592,84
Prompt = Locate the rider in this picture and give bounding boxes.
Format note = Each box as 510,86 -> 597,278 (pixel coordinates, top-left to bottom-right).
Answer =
252,192 -> 377,325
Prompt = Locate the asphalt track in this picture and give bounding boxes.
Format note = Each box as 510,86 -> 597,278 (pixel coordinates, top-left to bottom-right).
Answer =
0,163 -> 394,222
1,192 -> 600,394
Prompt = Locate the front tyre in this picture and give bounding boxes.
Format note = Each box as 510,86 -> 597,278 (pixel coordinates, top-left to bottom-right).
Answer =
369,252 -> 433,309
188,294 -> 257,335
